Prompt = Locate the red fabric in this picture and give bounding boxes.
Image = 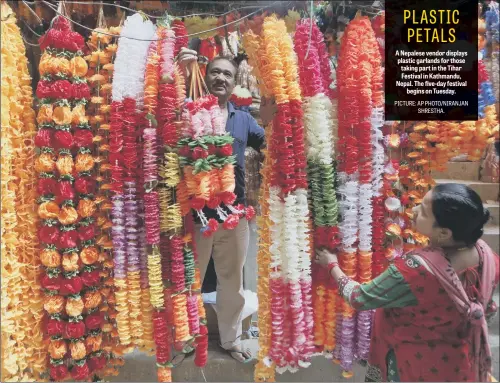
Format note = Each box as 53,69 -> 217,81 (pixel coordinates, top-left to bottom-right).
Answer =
369,241 -> 499,382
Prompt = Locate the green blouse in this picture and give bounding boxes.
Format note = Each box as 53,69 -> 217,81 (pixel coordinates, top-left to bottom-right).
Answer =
337,257 -> 419,311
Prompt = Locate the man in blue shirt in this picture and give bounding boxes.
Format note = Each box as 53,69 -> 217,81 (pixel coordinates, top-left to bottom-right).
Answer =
179,48 -> 272,362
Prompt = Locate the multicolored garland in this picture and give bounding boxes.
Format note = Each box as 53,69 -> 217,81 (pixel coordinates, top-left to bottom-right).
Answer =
36,15 -> 107,381
336,15 -> 382,375
85,21 -> 127,375
243,15 -> 314,375
110,13 -> 156,350
293,19 -> 340,357
155,19 -> 209,381
1,4 -> 45,380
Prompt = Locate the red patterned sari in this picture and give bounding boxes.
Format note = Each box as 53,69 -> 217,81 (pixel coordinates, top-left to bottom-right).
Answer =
365,240 -> 499,382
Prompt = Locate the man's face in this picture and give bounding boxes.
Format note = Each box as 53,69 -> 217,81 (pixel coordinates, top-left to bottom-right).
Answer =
205,59 -> 236,101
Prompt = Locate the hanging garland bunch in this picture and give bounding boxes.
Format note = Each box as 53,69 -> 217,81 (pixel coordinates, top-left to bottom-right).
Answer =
110,13 -> 156,350
142,24 -> 176,382
1,4 -> 45,381
35,14 -> 107,381
335,15 -> 382,375
294,19 -> 340,356
178,90 -> 255,236
158,25 -> 190,369
85,19 -> 128,376
253,124 -> 276,382
156,19 -> 208,380
370,11 -> 387,278
243,15 -> 314,375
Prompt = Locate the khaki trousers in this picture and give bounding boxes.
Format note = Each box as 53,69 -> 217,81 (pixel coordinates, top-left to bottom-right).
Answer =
195,219 -> 249,349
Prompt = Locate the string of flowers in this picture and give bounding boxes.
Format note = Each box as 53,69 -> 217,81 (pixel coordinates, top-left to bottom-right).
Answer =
156,19 -> 209,381
243,15 -> 314,375
36,14 -> 105,381
253,123 -> 276,382
157,24 -> 189,382
336,15 -> 381,376
294,19 -> 340,357
142,24 -> 178,382
110,13 -> 156,350
1,4 -> 46,380
371,11 -> 387,278
85,21 -> 128,376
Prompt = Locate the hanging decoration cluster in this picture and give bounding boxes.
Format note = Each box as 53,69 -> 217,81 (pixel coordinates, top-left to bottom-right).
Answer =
109,12 -> 156,352
35,15 -> 112,381
243,15 -> 314,376
85,20 -> 127,375
335,15 -> 382,376
177,90 -> 255,235
293,19 -> 340,357
1,4 -> 45,381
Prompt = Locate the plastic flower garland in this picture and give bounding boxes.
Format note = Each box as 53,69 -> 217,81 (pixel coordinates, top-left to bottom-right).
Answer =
243,15 -> 314,374
254,124 -> 276,382
184,16 -> 218,39
336,15 -> 382,375
35,15 -> 109,381
110,13 -> 156,350
156,20 -> 208,380
178,94 -> 255,236
294,19 -> 340,356
1,4 -> 45,380
85,22 -> 127,376
230,85 -> 253,111
381,122 -> 412,262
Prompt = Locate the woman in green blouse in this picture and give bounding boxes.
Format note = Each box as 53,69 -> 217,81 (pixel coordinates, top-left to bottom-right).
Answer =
316,183 -> 499,382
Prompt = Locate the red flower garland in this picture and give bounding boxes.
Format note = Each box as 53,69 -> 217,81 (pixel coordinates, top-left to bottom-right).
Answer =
36,16 -> 104,381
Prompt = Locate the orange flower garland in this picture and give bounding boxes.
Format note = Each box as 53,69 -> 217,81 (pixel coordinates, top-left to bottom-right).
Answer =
85,22 -> 128,376
1,4 -> 46,380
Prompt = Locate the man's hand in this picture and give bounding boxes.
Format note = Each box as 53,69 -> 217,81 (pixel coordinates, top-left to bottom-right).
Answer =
260,96 -> 277,126
177,47 -> 198,78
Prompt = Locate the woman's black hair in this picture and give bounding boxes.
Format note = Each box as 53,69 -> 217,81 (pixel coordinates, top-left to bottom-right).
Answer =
432,183 -> 490,246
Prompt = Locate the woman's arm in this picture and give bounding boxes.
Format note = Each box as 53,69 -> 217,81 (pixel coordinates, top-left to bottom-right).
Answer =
316,249 -> 418,311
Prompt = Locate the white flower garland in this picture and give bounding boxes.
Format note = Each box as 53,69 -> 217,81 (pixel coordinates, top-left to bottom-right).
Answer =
338,174 -> 359,252
371,107 -> 385,197
303,94 -> 335,165
112,13 -> 156,104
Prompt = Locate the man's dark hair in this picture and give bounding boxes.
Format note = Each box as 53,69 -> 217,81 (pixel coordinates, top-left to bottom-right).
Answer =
206,56 -> 238,77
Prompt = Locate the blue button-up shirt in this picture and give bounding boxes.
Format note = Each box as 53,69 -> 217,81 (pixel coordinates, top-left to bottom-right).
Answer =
198,102 -> 265,223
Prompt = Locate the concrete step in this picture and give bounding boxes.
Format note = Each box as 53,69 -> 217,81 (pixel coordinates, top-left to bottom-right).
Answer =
483,225 -> 500,254
111,339 -> 367,382
485,202 -> 500,226
431,161 -> 481,181
434,179 -> 499,202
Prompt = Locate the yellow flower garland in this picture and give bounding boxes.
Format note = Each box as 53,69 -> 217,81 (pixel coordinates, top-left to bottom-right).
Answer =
254,123 -> 275,382
1,3 -> 46,381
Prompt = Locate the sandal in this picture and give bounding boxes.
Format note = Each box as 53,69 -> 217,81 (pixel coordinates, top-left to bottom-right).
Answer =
218,343 -> 254,364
